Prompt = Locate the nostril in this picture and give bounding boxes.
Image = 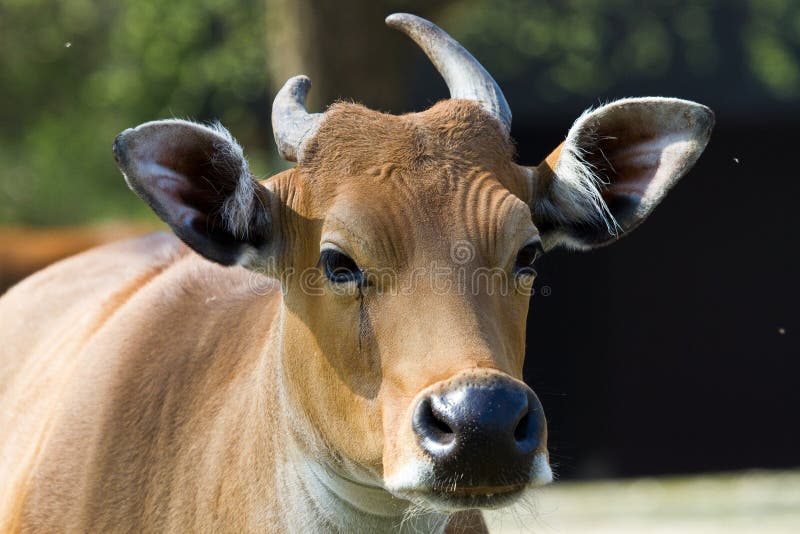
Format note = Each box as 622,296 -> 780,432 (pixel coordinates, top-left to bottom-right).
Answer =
513,411 -> 531,442
429,412 -> 454,440
413,398 -> 455,450
512,402 -> 540,453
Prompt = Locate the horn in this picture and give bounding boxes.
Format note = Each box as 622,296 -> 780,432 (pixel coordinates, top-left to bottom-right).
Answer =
386,13 -> 512,131
271,75 -> 323,162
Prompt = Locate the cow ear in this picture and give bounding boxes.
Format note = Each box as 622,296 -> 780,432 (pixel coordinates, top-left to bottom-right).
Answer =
113,120 -> 271,266
529,98 -> 713,250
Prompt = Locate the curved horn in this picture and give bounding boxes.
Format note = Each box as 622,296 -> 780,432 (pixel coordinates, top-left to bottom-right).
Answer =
271,75 -> 323,162
386,13 -> 512,132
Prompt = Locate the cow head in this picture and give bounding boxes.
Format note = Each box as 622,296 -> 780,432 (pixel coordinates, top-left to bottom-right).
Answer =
113,14 -> 712,513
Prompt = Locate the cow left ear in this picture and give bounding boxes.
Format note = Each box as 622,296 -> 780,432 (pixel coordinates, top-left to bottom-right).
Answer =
114,119 -> 271,266
529,97 -> 714,250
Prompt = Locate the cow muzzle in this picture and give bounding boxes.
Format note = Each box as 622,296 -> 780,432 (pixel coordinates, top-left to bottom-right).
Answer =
387,371 -> 551,510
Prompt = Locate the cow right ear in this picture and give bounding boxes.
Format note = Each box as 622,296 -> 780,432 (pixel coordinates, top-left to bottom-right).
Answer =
528,98 -> 713,250
113,119 -> 271,267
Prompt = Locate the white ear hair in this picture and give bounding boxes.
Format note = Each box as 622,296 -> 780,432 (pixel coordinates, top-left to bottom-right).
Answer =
206,121 -> 261,240
533,97 -> 714,249
551,116 -> 620,236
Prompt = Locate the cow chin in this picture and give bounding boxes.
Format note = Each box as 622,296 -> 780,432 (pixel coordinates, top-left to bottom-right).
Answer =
384,452 -> 552,512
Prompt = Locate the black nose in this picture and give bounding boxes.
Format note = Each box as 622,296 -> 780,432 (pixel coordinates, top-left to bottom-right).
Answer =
412,376 -> 544,486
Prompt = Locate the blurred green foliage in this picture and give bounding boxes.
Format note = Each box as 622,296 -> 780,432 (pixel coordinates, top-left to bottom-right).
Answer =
445,0 -> 713,87
1,0 -> 799,225
743,0 -> 800,98
444,0 -> 800,102
0,0 -> 272,224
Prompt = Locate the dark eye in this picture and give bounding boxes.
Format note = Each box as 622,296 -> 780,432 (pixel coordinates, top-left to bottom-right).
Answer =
514,241 -> 544,277
321,249 -> 363,284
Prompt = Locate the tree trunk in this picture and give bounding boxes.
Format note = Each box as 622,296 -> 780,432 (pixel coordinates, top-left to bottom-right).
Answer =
265,0 -> 449,113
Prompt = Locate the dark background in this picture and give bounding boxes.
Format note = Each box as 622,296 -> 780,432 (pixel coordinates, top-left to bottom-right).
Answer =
521,118 -> 799,479
1,0 -> 798,480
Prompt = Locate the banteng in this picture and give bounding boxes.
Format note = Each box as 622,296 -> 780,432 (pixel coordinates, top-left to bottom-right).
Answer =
0,13 -> 712,533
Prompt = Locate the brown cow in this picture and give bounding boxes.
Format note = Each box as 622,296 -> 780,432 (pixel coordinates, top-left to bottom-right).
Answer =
0,14 -> 712,533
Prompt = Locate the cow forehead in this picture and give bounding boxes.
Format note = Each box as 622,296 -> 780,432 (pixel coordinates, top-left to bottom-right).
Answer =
300,100 -> 516,180
296,100 -> 534,262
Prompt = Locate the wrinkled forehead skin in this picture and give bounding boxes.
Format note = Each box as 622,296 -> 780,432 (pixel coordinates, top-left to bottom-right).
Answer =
297,100 -> 532,233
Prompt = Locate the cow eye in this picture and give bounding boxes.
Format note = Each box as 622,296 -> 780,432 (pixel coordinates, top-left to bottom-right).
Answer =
321,249 -> 363,285
513,241 -> 543,277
